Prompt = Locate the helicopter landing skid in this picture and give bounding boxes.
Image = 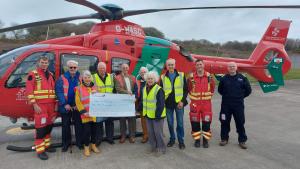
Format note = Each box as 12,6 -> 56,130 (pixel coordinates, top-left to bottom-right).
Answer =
6,132 -> 143,152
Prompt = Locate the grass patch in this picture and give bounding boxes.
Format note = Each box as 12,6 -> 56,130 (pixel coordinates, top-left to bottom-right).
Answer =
283,69 -> 300,80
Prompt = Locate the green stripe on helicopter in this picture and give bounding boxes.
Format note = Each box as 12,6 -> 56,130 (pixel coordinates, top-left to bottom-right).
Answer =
132,36 -> 171,77
259,57 -> 284,93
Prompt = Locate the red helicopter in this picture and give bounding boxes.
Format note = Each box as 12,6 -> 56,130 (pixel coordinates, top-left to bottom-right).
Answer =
0,0 -> 298,123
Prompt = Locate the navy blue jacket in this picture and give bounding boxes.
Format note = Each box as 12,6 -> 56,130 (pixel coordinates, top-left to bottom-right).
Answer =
218,73 -> 252,104
55,71 -> 80,113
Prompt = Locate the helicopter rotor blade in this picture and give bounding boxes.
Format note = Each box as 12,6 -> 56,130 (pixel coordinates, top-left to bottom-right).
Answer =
0,14 -> 99,33
123,5 -> 300,17
66,0 -> 111,18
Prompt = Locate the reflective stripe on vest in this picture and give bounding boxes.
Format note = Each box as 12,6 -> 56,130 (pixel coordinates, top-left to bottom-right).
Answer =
78,86 -> 90,106
30,70 -> 55,100
142,84 -> 166,119
93,73 -> 114,93
189,72 -> 212,101
77,85 -> 96,123
161,72 -> 184,102
61,75 -> 81,100
61,75 -> 69,100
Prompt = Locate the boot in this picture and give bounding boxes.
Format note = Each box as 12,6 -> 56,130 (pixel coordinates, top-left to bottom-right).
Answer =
194,139 -> 200,148
91,144 -> 101,153
239,142 -> 247,149
219,140 -> 228,146
83,145 -> 90,157
203,138 -> 209,148
37,152 -> 48,160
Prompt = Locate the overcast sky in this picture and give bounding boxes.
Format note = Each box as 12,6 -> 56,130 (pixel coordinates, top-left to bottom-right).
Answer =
0,0 -> 300,43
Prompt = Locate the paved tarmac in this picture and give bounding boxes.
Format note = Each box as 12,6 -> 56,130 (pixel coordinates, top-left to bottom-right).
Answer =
0,80 -> 300,169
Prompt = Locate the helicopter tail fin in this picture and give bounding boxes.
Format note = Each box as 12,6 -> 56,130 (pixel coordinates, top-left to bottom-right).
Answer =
246,19 -> 292,93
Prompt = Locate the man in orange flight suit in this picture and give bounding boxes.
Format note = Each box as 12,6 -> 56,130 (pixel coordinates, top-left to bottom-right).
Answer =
26,56 -> 57,160
188,59 -> 215,148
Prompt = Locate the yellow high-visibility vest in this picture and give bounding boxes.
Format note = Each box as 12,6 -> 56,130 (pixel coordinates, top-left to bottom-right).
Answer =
143,84 -> 166,119
161,72 -> 184,102
93,73 -> 114,93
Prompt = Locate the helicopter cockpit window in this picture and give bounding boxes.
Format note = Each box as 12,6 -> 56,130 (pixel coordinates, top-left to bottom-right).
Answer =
60,54 -> 98,75
0,45 -> 48,78
111,57 -> 130,75
6,51 -> 55,88
179,46 -> 193,61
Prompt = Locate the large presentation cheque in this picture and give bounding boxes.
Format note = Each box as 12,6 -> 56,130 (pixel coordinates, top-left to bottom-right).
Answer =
89,93 -> 135,117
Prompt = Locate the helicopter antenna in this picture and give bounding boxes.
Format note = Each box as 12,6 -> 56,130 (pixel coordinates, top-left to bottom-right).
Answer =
46,26 -> 50,40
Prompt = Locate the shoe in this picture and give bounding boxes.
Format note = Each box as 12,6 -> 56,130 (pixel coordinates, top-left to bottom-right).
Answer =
203,139 -> 209,148
119,136 -> 126,144
37,152 -> 48,160
83,145 -> 90,157
167,140 -> 175,147
239,142 -> 248,149
129,137 -> 136,143
219,140 -> 228,146
141,137 -> 148,143
46,147 -> 56,153
90,144 -> 101,153
107,140 -> 115,145
61,145 -> 69,152
194,140 -> 200,148
179,143 -> 185,150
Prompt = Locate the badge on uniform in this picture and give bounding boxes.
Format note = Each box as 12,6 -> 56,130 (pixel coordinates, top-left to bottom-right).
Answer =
221,114 -> 226,120
41,117 -> 46,125
238,78 -> 243,82
204,115 -> 210,122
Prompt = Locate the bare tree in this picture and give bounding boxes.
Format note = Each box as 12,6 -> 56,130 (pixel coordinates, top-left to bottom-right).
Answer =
10,22 -> 26,40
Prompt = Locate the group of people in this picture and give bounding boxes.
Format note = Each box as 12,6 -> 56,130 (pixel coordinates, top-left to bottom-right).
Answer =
25,56 -> 252,161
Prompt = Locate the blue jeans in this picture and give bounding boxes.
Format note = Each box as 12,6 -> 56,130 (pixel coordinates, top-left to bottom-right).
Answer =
166,107 -> 184,144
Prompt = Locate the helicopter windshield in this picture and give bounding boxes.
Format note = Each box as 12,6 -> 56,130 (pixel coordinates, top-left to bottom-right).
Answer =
0,44 -> 48,78
179,46 -> 193,62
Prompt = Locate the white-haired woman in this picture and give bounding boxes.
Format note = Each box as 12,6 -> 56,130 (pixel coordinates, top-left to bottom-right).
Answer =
139,71 -> 166,155
75,70 -> 100,157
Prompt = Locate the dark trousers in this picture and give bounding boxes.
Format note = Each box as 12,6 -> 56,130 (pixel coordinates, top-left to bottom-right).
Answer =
82,122 -> 98,146
219,102 -> 247,143
120,117 -> 136,138
61,110 -> 82,148
191,121 -> 211,139
96,118 -> 114,143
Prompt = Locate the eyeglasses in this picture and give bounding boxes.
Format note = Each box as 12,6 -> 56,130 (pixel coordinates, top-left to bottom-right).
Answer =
69,67 -> 77,69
